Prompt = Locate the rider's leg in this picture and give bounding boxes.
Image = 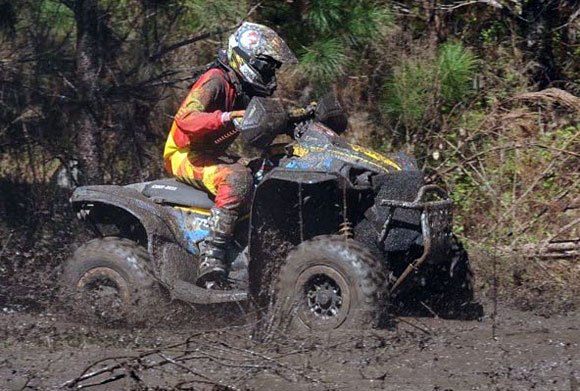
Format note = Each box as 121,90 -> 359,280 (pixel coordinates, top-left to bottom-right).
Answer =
167,152 -> 252,286
195,162 -> 252,286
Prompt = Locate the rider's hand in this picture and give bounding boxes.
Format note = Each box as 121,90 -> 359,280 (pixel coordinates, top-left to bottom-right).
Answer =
221,110 -> 245,124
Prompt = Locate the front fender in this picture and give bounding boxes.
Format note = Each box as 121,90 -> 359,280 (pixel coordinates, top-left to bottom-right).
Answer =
247,169 -> 345,304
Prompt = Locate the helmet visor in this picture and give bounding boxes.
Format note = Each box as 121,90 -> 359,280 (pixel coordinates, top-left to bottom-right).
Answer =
235,22 -> 298,65
258,29 -> 298,65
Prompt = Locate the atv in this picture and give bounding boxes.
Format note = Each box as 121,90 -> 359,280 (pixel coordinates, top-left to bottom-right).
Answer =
61,95 -> 481,331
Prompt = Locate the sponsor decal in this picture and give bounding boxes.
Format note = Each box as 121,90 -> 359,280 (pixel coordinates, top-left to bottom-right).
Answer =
151,185 -> 178,191
239,30 -> 261,50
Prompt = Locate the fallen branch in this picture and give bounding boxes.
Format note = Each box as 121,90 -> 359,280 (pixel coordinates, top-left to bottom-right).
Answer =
508,239 -> 580,260
543,218 -> 580,247
62,327 -> 325,390
61,331 -> 217,389
511,88 -> 580,113
397,317 -> 433,335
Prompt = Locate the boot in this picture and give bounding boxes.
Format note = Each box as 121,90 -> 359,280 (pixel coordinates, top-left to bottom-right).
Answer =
196,207 -> 238,288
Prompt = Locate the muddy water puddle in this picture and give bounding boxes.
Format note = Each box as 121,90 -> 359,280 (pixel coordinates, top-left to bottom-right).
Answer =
0,301 -> 578,390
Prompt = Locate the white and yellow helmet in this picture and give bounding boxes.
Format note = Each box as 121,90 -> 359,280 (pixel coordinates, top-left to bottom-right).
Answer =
228,22 -> 297,96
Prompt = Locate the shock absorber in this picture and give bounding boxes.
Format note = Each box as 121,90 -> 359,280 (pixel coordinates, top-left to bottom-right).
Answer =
339,178 -> 353,239
339,220 -> 354,239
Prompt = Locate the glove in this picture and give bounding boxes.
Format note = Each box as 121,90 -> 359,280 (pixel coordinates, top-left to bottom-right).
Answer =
221,110 -> 245,124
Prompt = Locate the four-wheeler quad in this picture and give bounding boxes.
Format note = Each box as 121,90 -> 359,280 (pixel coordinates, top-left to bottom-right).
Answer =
61,94 -> 481,331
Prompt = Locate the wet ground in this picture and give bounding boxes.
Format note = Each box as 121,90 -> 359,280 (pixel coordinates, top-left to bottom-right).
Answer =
0,300 -> 578,390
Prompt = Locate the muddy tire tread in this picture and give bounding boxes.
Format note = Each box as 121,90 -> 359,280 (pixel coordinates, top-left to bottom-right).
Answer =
61,237 -> 161,325
273,235 -> 389,331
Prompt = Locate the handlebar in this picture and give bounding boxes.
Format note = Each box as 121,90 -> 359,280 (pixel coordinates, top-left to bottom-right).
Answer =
287,102 -> 317,124
233,102 -> 316,131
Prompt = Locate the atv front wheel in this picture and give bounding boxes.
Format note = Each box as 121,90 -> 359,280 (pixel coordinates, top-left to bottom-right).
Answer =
61,237 -> 163,325
272,236 -> 389,332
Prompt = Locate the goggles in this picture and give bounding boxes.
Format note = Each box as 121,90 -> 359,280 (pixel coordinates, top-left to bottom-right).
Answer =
249,56 -> 282,78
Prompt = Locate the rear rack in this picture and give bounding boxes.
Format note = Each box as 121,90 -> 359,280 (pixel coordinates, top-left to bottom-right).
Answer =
378,185 -> 453,293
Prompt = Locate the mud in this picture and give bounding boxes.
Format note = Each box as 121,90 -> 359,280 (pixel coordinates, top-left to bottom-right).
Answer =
0,199 -> 578,390
0,299 -> 577,391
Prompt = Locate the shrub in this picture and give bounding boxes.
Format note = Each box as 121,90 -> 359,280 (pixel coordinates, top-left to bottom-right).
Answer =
437,42 -> 478,109
299,38 -> 349,85
381,42 -> 477,142
383,59 -> 433,134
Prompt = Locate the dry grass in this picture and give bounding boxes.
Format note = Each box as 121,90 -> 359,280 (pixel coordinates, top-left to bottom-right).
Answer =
431,88 -> 580,313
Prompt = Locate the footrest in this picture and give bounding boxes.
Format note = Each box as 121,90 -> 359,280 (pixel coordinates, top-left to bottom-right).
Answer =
172,280 -> 247,304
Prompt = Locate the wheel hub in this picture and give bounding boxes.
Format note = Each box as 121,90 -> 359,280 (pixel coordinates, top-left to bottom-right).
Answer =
306,276 -> 342,318
76,267 -> 130,320
295,265 -> 352,330
317,292 -> 332,307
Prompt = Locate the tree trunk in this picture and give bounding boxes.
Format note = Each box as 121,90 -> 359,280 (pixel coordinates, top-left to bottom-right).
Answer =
72,0 -> 103,184
519,0 -> 563,88
422,0 -> 445,45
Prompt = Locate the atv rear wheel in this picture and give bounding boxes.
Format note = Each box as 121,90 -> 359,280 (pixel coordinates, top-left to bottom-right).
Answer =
61,237 -> 163,326
272,236 -> 389,332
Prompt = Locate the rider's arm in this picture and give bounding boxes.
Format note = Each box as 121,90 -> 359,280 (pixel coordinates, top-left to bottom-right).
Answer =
174,69 -> 235,138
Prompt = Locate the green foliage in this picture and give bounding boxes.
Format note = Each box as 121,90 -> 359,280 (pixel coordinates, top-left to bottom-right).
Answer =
383,59 -> 433,130
307,0 -> 343,34
299,38 -> 349,84
184,0 -> 249,31
306,0 -> 391,42
38,0 -> 74,36
346,3 -> 393,44
264,0 -> 393,86
479,20 -> 506,46
381,42 -> 477,136
437,42 -> 477,108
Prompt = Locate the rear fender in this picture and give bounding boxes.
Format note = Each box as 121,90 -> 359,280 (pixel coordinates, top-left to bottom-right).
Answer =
71,185 -> 188,256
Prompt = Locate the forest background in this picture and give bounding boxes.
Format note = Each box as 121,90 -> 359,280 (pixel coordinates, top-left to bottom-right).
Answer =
0,0 -> 578,314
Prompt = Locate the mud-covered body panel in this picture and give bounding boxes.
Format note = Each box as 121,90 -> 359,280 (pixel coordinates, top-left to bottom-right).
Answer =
285,122 -> 402,175
70,185 -> 214,257
247,170 -> 345,305
71,186 -> 175,247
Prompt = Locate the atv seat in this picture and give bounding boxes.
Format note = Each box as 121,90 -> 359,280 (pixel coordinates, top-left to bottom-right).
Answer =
140,179 -> 214,209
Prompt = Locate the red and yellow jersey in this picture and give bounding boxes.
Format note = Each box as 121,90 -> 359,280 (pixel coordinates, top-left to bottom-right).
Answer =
164,68 -> 243,174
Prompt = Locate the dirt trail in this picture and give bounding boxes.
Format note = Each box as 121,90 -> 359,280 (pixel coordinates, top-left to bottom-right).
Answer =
0,300 -> 578,391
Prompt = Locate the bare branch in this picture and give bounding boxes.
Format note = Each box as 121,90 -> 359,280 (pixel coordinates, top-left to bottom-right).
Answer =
432,140 -> 580,180
437,0 -> 504,11
148,2 -> 263,62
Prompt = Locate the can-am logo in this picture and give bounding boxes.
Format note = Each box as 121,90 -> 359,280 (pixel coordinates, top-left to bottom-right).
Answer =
151,185 -> 177,191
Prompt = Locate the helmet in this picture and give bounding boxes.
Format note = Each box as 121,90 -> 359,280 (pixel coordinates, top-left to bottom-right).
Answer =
227,22 -> 297,97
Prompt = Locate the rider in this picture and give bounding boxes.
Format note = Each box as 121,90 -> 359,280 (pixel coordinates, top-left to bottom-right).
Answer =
163,22 -> 297,288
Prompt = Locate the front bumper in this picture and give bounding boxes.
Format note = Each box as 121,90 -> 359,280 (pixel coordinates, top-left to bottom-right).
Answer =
378,185 -> 454,292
